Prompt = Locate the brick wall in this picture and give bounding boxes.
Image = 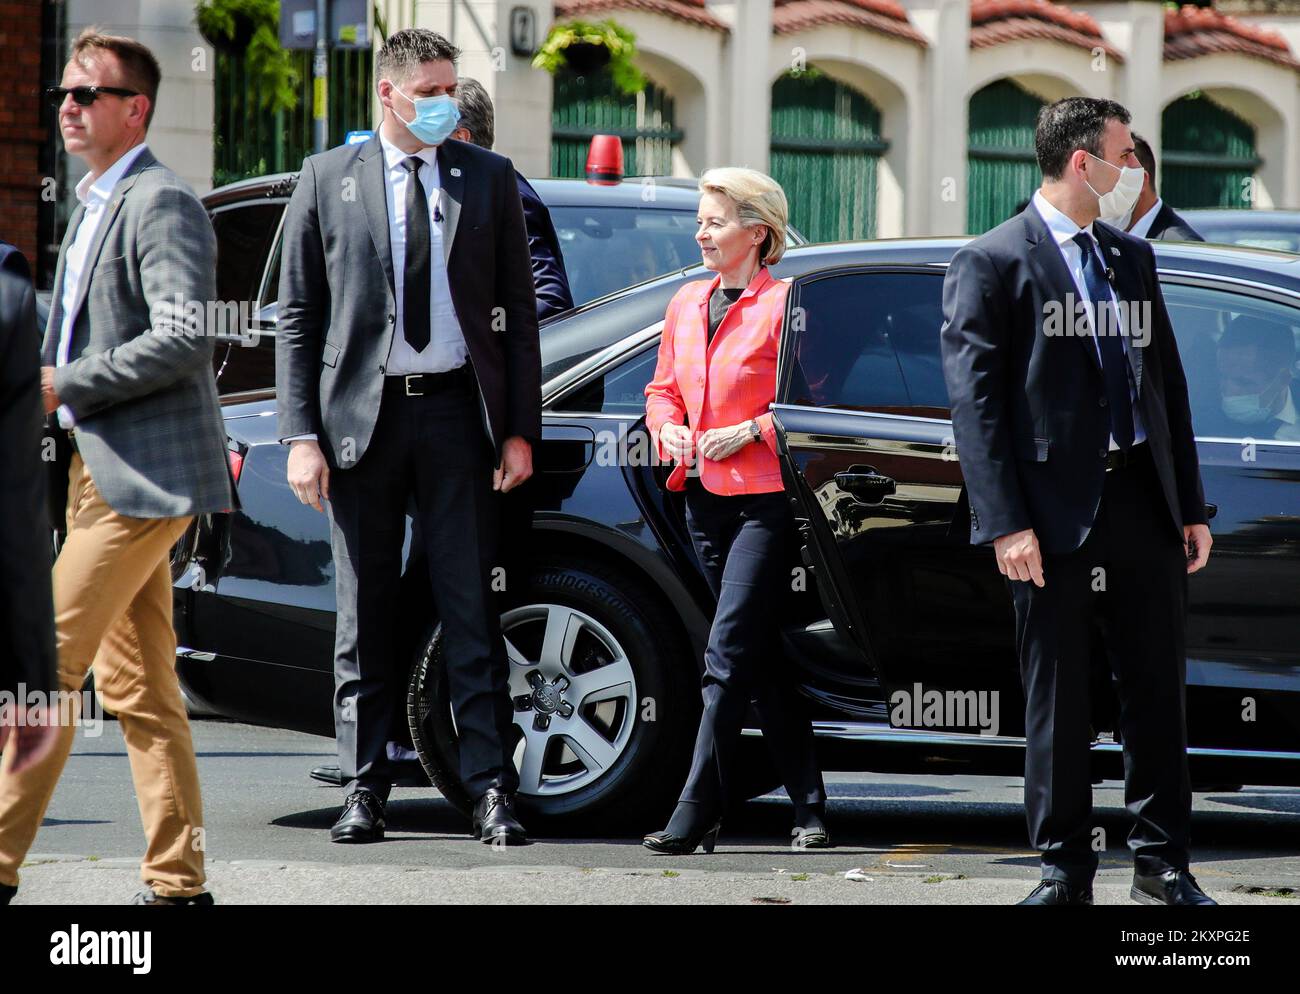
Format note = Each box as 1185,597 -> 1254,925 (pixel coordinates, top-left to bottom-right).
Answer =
0,0 -> 45,273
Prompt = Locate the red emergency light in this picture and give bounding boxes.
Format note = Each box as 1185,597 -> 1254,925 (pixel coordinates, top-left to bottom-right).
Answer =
586,135 -> 624,185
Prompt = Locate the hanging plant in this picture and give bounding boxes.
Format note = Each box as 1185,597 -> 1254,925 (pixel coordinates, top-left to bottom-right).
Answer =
196,0 -> 300,111
532,18 -> 645,95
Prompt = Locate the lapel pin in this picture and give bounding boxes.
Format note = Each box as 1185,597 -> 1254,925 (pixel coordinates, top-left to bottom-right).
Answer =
450,167 -> 461,177
1110,246 -> 1120,256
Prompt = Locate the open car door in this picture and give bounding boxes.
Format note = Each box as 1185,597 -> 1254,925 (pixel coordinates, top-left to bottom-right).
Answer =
771,265 -> 1020,716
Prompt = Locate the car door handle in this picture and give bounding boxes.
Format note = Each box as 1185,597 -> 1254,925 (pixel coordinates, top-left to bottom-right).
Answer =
834,466 -> 896,504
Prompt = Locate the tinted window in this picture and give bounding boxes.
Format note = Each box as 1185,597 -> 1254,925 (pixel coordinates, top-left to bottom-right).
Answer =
550,206 -> 700,306
214,335 -> 277,396
559,346 -> 658,415
1161,282 -> 1300,441
212,202 -> 284,307
788,271 -> 949,414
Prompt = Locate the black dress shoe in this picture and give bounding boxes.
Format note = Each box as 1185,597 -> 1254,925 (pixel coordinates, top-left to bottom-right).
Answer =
472,789 -> 527,845
310,763 -> 429,788
1017,880 -> 1094,905
129,887 -> 214,905
792,803 -> 831,849
330,789 -> 385,844
1131,868 -> 1217,906
1,882 -> 15,906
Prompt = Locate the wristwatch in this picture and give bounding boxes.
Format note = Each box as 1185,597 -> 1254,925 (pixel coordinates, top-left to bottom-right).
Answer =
748,419 -> 762,443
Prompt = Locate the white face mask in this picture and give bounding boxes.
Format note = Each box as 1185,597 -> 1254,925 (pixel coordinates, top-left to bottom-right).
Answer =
1084,152 -> 1145,229
1221,368 -> 1288,424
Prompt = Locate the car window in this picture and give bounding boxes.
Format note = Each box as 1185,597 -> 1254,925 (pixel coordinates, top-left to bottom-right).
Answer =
1161,282 -> 1300,441
212,202 -> 285,310
557,345 -> 659,415
787,271 -> 949,415
550,207 -> 700,306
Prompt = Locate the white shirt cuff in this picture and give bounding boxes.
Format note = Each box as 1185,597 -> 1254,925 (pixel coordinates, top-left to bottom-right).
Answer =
56,404 -> 76,430
281,433 -> 318,444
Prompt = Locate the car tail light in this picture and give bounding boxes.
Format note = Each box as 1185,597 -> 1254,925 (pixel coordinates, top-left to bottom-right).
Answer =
228,448 -> 244,485
586,134 -> 623,185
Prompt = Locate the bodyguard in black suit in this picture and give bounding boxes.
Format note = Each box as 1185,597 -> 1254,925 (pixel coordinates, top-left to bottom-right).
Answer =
0,265 -> 58,906
450,77 -> 574,320
276,29 -> 540,845
941,98 -> 1216,905
1128,135 -> 1204,242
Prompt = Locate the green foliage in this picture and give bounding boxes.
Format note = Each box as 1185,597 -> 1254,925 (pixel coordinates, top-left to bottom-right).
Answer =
532,18 -> 645,95
196,0 -> 300,111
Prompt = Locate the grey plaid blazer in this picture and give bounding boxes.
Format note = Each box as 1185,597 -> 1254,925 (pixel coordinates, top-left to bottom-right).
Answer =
42,148 -> 236,519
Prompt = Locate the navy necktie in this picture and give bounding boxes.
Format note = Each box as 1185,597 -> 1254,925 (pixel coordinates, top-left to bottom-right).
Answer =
402,156 -> 431,353
1072,231 -> 1135,450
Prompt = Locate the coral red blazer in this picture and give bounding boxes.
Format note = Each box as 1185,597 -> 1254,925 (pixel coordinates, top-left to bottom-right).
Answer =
644,266 -> 789,495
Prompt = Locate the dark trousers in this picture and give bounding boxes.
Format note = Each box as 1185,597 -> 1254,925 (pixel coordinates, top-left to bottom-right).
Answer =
678,477 -> 826,814
326,367 -> 517,802
1010,444 -> 1192,883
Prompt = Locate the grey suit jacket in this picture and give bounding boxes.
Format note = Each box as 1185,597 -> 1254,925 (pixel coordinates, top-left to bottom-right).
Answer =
42,148 -> 236,519
276,136 -> 541,469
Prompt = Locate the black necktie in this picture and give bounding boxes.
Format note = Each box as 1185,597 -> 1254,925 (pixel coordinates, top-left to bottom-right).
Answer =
402,156 -> 431,353
1072,231 -> 1135,450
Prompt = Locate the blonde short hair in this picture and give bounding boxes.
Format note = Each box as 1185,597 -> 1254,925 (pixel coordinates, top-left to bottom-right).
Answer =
698,167 -> 789,266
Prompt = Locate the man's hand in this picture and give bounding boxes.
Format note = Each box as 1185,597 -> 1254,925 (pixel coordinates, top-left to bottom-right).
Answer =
287,439 -> 330,512
993,528 -> 1045,587
658,422 -> 695,464
0,707 -> 60,775
698,421 -> 754,462
40,366 -> 59,415
1184,523 -> 1212,574
494,436 -> 533,493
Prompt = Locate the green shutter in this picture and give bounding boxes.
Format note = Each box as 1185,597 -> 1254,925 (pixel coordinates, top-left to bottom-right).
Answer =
1161,94 -> 1261,210
967,79 -> 1043,235
550,72 -> 681,178
770,70 -> 885,242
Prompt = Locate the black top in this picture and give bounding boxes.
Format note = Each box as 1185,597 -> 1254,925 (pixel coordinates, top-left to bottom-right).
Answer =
707,285 -> 745,344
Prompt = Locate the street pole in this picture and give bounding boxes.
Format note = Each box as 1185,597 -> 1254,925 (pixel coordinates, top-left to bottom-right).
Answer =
313,0 -> 328,153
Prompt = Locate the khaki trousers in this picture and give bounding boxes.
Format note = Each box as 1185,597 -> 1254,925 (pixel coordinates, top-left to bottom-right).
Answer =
0,453 -> 204,897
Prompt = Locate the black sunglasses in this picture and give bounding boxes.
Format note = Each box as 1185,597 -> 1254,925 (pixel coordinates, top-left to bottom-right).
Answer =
46,85 -> 140,107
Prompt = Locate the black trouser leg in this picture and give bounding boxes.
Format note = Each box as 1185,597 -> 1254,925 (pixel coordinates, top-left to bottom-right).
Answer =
326,398 -> 412,803
1099,456 -> 1192,876
675,483 -> 825,827
1010,520 -> 1101,885
410,373 -> 517,799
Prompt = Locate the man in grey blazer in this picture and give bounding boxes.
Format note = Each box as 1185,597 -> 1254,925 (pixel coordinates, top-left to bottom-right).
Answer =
0,30 -> 234,906
277,28 -> 540,845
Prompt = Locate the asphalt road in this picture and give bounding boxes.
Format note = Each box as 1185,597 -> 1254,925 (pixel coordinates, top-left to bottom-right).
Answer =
10,718 -> 1300,905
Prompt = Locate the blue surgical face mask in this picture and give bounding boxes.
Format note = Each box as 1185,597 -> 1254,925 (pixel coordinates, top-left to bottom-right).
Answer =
388,83 -> 460,146
1221,368 -> 1287,424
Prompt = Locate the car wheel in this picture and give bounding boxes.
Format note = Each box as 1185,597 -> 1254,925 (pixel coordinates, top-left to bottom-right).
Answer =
407,557 -> 698,830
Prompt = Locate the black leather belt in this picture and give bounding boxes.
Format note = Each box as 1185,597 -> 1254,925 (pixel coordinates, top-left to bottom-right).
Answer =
1105,442 -> 1148,472
384,365 -> 473,397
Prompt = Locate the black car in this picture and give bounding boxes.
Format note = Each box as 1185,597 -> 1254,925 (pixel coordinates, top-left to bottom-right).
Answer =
170,228 -> 1300,830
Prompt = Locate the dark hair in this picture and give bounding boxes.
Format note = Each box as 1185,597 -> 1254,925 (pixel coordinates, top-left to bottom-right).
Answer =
453,77 -> 495,150
1132,133 -> 1157,194
1035,97 -> 1131,180
1219,314 -> 1297,371
70,27 -> 161,128
376,28 -> 460,85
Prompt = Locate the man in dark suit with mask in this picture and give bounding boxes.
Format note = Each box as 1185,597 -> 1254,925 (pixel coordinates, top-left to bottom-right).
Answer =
277,28 -> 540,846
941,97 -> 1216,905
1127,135 -> 1203,242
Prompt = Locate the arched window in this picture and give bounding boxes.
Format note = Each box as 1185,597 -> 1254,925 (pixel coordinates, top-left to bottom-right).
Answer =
770,69 -> 886,242
967,79 -> 1044,234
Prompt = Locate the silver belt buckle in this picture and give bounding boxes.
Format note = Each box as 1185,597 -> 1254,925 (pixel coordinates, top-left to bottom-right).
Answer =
404,374 -> 423,397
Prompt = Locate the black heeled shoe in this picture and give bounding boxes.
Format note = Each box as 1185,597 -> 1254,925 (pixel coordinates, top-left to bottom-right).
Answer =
643,821 -> 722,855
792,803 -> 831,849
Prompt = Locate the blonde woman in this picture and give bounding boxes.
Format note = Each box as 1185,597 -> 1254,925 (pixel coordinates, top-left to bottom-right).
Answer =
642,168 -> 828,854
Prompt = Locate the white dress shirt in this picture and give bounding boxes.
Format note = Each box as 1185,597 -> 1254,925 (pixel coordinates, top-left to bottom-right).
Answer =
55,142 -> 150,428
1033,190 -> 1148,449
1128,198 -> 1164,240
378,131 -> 467,375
